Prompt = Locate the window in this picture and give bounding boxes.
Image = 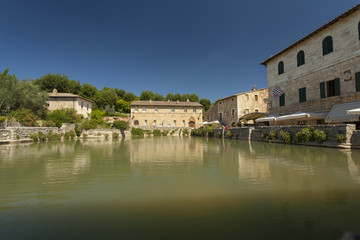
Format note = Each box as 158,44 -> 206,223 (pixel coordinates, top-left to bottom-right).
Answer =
193,108 -> 196,113
135,107 -> 138,113
184,108 -> 187,113
279,93 -> 285,107
255,109 -> 259,112
155,107 -> 158,113
356,72 -> 360,92
255,95 -> 258,101
297,50 -> 305,66
182,120 -> 185,127
299,87 -> 307,103
278,61 -> 284,75
358,22 -> 360,40
143,107 -> 146,113
171,107 -> 174,113
144,120 -> 147,126
174,120 -> 176,127
322,36 -> 333,55
134,120 -> 139,126
87,103 -> 89,110
219,113 -> 223,121
81,102 -> 83,109
153,120 -> 156,126
320,78 -> 340,98
232,109 -> 235,116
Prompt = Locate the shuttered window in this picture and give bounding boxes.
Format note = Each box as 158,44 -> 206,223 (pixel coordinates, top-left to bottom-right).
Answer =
297,51 -> 305,67
334,78 -> 340,96
279,93 -> 285,107
322,36 -> 333,55
320,82 -> 326,98
358,22 -> 360,40
299,87 -> 307,103
278,61 -> 284,75
356,72 -> 360,92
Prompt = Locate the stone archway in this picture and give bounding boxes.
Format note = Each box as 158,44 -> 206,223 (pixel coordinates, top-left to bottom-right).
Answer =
188,117 -> 195,128
134,120 -> 139,126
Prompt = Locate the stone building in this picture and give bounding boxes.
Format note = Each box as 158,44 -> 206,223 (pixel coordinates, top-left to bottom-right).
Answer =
47,89 -> 92,117
130,100 -> 203,129
204,88 -> 269,127
261,4 -> 360,126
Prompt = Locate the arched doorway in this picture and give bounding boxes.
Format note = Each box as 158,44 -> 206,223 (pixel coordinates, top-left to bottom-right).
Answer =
134,120 -> 139,126
188,117 -> 195,128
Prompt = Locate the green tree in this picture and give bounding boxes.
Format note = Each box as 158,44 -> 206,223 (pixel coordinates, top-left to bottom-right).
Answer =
94,88 -> 118,109
123,92 -> 138,102
153,93 -> 165,101
34,73 -> 81,94
80,83 -> 98,100
200,98 -> 211,112
174,93 -> 182,101
189,93 -> 199,102
181,93 -> 191,102
46,109 -> 82,127
116,99 -> 130,113
165,93 -> 175,101
112,120 -> 129,131
90,109 -> 106,125
114,88 -> 126,98
140,90 -> 155,101
0,68 -> 20,113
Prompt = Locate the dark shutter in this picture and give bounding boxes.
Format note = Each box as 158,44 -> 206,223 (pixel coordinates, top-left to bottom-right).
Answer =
334,78 -> 340,96
320,82 -> 326,98
299,87 -> 307,103
280,94 -> 285,107
356,72 -> 360,92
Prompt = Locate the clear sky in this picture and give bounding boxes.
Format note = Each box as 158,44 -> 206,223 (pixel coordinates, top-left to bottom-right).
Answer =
1,0 -> 359,102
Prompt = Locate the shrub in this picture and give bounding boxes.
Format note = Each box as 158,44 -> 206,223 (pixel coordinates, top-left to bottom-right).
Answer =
170,130 -> 176,136
268,130 -> 277,143
144,130 -> 152,136
53,134 -> 61,140
207,126 -> 214,137
279,130 -> 292,144
161,130 -> 169,136
90,109 -> 106,125
295,127 -> 314,143
69,130 -> 76,139
64,132 -> 70,140
104,134 -> 109,140
218,131 -> 222,137
314,130 -> 327,144
75,125 -> 81,137
112,132 -> 119,139
82,133 -> 88,139
131,128 -> 144,136
47,130 -> 54,140
261,133 -> 268,140
29,133 -> 38,141
0,116 -> 6,123
182,129 -> 189,136
38,131 -> 46,142
178,129 -> 182,136
336,134 -> 345,143
16,135 -> 20,140
153,129 -> 161,136
113,120 -> 130,131
226,131 -> 232,138
46,109 -> 82,127
9,108 -> 38,126
78,119 -> 98,131
96,133 -> 102,136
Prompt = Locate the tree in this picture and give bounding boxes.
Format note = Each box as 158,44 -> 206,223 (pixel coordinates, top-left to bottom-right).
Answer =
0,68 -> 20,113
123,92 -> 138,102
200,98 -> 212,112
46,109 -> 82,127
181,93 -> 191,102
174,93 -> 182,101
90,109 -> 106,125
112,120 -> 129,131
140,90 -> 155,101
80,83 -> 98,100
153,93 -> 165,101
114,88 -> 126,98
189,93 -> 199,102
116,99 -> 130,113
33,73 -> 81,94
94,88 -> 118,109
165,93 -> 175,101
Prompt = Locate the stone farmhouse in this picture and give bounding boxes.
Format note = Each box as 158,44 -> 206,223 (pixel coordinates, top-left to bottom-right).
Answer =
47,89 -> 92,117
130,100 -> 203,129
204,87 -> 268,127
260,4 -> 360,127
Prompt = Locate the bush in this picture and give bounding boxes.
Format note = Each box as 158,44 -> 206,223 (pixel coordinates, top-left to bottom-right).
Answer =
268,130 -> 277,143
64,132 -> 70,140
38,131 -> 46,142
82,133 -> 88,139
226,131 -> 232,138
336,134 -> 345,143
90,109 -> 106,125
41,120 -> 56,127
9,108 -> 38,126
112,120 -> 129,131
144,130 -> 152,136
16,135 -> 20,140
112,132 -> 119,139
161,130 -> 169,136
207,126 -> 214,137
29,133 -> 38,141
47,130 -> 54,140
104,134 -> 109,140
0,116 -> 6,123
46,109 -> 82,127
279,130 -> 292,144
75,125 -> 81,137
170,130 -> 176,136
182,129 -> 189,136
153,129 -> 161,136
69,130 -> 76,139
218,131 -> 222,137
131,128 -> 144,136
53,134 -> 61,140
295,127 -> 314,143
314,130 -> 327,144
78,119 -> 98,131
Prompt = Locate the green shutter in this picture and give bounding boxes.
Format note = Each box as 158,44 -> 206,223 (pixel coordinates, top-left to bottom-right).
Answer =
334,78 -> 340,96
356,72 -> 360,92
299,87 -> 307,103
320,82 -> 326,98
280,94 -> 285,107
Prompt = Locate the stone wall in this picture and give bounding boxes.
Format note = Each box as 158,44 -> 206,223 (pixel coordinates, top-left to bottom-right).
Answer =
0,127 -> 60,141
350,130 -> 360,148
82,129 -> 130,138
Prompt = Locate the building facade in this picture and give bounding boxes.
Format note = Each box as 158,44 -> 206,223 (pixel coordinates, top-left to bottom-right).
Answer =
261,4 -> 360,126
130,100 -> 203,129
205,88 -> 269,127
47,89 -> 92,117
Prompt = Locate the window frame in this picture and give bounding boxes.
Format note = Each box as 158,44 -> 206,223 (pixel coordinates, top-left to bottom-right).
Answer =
297,50 -> 305,67
322,36 -> 333,56
278,61 -> 284,75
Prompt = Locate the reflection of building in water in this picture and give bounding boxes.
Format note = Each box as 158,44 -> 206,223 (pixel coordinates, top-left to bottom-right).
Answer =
238,150 -> 272,185
346,150 -> 360,184
129,137 -> 203,164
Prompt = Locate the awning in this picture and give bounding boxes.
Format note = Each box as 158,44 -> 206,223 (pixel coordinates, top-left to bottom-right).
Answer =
255,115 -> 279,123
200,120 -> 221,125
276,112 -> 327,121
199,121 -> 210,125
325,101 -> 360,123
347,108 -> 360,115
239,112 -> 268,121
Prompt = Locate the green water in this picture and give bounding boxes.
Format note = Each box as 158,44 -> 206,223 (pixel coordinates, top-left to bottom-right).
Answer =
1,137 -> 360,240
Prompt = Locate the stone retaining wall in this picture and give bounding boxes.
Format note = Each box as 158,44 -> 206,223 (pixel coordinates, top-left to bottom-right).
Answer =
82,129 -> 130,138
1,127 -> 60,141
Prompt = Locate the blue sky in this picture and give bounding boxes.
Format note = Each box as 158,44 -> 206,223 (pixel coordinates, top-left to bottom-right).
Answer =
1,0 -> 359,102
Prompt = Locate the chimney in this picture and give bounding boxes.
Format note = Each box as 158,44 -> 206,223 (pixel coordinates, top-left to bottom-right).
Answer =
168,99 -> 170,102
149,99 -> 152,103
176,100 -> 179,103
252,85 -> 256,91
52,89 -> 58,95
186,99 -> 189,102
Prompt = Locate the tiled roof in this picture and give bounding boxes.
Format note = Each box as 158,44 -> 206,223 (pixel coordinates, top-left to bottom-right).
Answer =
261,3 -> 360,65
130,100 -> 202,107
48,93 -> 93,102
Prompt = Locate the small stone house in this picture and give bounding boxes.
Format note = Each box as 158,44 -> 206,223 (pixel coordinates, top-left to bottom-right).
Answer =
47,89 -> 92,117
261,4 -> 360,126
130,100 -> 203,129
205,88 -> 269,127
